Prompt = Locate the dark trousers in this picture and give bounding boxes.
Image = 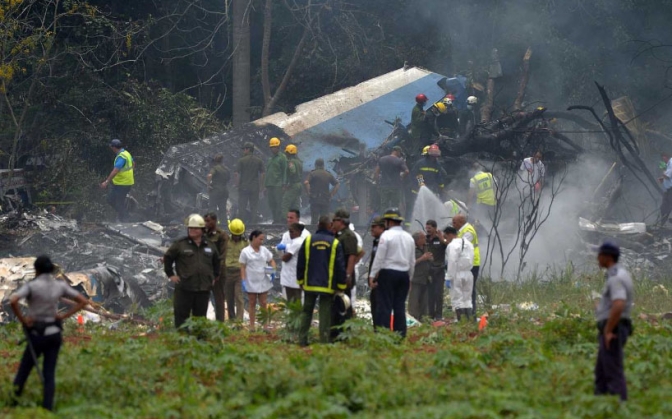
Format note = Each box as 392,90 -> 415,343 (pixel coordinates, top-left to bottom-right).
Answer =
311,202 -> 329,224
299,292 -> 334,345
225,268 -> 244,321
210,190 -> 229,223
107,184 -> 131,221
595,326 -> 629,401
266,186 -> 284,223
370,288 -> 378,328
375,269 -> 410,337
285,287 -> 302,305
238,189 -> 259,225
408,282 -> 429,320
471,266 -> 480,315
212,272 -> 226,322
428,267 -> 445,320
379,186 -> 401,212
173,288 -> 210,328
661,188 -> 672,225
14,332 -> 62,411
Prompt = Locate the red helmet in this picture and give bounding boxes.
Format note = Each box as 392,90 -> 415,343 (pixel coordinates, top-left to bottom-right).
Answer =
415,94 -> 428,104
428,144 -> 441,157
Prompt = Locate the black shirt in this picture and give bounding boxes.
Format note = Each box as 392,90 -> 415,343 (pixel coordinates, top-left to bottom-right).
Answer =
426,234 -> 447,267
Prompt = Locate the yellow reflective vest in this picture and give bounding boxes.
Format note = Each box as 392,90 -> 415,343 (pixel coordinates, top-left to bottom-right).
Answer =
112,150 -> 134,186
471,172 -> 495,205
458,223 -> 480,266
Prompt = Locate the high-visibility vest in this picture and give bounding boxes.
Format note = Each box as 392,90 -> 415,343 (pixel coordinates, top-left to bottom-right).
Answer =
301,235 -> 344,294
458,223 -> 480,266
112,150 -> 134,186
471,172 -> 495,206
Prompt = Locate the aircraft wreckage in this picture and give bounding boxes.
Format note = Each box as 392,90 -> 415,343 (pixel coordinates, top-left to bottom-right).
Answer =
3,63 -> 672,319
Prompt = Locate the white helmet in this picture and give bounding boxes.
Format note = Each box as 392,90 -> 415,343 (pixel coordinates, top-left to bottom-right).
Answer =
467,96 -> 478,105
186,214 -> 206,228
335,292 -> 351,316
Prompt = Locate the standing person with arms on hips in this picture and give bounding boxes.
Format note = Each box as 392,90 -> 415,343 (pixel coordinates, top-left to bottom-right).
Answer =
452,214 -> 480,316
408,232 -> 433,320
225,219 -> 248,321
164,214 -> 220,328
279,209 -> 310,304
100,139 -> 134,222
595,242 -> 634,402
331,209 -> 361,321
204,213 -> 229,322
296,215 -> 347,346
234,142 -> 265,224
374,146 -> 409,211
368,208 -> 415,337
367,217 -> 386,327
207,154 -> 231,223
657,152 -> 672,226
239,230 -> 276,331
9,256 -> 88,411
443,226 -> 475,321
265,137 -> 288,224
304,158 -> 340,224
282,144 -> 303,215
425,220 -> 447,320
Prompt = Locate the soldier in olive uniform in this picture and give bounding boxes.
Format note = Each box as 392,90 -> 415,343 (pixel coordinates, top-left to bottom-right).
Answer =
304,158 -> 339,224
234,142 -> 265,224
204,212 -> 229,322
282,144 -> 303,215
164,214 -> 221,328
265,137 -> 288,224
332,209 -> 361,327
207,154 -> 231,223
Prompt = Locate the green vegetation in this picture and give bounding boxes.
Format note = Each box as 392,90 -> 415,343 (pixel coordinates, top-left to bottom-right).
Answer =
1,272 -> 671,418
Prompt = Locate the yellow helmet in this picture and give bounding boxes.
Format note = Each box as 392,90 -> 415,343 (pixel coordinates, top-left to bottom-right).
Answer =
435,102 -> 448,114
422,145 -> 430,155
285,144 -> 298,155
186,214 -> 206,228
228,218 -> 245,236
269,137 -> 281,147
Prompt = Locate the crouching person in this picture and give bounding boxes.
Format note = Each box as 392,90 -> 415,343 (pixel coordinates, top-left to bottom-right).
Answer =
10,256 -> 88,411
443,226 -> 475,321
296,215 -> 347,346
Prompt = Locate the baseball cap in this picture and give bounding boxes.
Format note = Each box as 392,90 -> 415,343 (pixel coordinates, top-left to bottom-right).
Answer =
109,139 -> 123,148
243,142 -> 255,149
370,216 -> 385,227
333,209 -> 350,221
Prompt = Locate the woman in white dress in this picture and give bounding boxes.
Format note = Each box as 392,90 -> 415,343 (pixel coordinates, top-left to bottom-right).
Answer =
239,230 -> 275,330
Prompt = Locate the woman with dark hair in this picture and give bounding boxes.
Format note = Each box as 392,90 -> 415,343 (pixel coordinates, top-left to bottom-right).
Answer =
239,230 -> 275,330
9,255 -> 88,411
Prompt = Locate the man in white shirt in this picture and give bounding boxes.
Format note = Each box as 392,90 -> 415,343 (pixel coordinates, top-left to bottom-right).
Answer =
280,209 -> 310,302
368,207 -> 415,337
520,151 -> 545,193
443,226 -> 475,322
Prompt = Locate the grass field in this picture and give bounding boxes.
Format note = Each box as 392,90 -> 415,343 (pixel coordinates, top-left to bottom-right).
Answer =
1,270 -> 671,418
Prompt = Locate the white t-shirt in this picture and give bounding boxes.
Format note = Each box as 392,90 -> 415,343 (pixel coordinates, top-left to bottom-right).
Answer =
239,245 -> 274,293
280,236 -> 306,289
280,228 -> 310,246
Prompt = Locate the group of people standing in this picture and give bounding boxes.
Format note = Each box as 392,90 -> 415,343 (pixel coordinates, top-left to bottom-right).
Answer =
209,137 -> 340,226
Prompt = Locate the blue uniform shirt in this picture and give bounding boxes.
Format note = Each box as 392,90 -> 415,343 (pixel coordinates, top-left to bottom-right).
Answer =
114,148 -> 128,170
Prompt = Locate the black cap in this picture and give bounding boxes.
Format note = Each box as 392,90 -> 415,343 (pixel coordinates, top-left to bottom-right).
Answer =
598,241 -> 620,257
243,142 -> 255,149
443,226 -> 458,235
109,139 -> 123,148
